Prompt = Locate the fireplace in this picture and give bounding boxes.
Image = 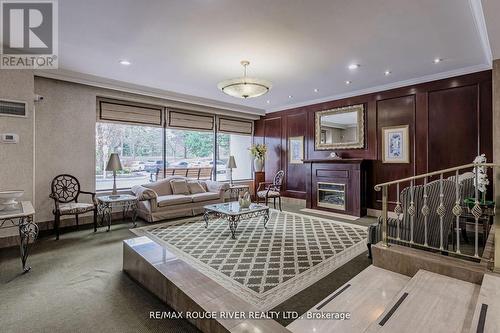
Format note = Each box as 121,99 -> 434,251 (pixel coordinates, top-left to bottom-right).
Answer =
317,182 -> 346,210
304,159 -> 366,217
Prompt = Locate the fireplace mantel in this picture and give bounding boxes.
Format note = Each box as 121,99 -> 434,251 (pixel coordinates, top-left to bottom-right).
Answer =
303,158 -> 364,164
305,159 -> 366,217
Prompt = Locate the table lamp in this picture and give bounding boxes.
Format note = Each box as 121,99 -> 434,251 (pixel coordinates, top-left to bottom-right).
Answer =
106,153 -> 122,197
226,156 -> 237,185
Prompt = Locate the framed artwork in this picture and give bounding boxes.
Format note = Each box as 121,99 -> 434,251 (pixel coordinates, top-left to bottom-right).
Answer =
289,136 -> 304,164
382,125 -> 410,164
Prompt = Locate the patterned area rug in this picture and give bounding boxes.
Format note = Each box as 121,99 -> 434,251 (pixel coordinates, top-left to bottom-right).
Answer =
132,209 -> 367,310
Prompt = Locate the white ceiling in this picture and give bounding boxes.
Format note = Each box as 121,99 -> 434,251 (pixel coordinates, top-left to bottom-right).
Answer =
50,0 -> 492,115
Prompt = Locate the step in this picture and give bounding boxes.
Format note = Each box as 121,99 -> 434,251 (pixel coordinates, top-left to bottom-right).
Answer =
468,273 -> 500,333
287,265 -> 410,333
365,269 -> 480,333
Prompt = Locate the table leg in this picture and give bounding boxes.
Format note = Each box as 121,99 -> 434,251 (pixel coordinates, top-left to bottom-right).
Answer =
18,215 -> 38,273
228,215 -> 239,239
203,211 -> 210,228
130,201 -> 138,228
263,210 -> 269,229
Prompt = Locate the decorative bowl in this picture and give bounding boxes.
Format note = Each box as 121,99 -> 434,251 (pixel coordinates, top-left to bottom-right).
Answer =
0,190 -> 24,211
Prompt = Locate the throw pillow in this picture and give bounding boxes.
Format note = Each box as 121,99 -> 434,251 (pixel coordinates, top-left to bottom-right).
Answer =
169,179 -> 190,195
187,181 -> 206,194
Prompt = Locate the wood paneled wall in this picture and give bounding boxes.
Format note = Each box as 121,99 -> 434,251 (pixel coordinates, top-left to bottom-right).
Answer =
254,71 -> 492,209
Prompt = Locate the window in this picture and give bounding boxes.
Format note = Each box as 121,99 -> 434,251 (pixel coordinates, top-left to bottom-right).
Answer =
95,123 -> 163,191
165,128 -> 214,172
95,101 -> 255,190
216,133 -> 252,181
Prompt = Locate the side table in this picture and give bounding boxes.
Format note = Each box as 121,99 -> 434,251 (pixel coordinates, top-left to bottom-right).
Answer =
226,184 -> 250,201
97,195 -> 138,231
0,201 -> 38,273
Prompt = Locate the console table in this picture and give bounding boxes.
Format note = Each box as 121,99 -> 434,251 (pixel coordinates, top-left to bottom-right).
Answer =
0,201 -> 38,272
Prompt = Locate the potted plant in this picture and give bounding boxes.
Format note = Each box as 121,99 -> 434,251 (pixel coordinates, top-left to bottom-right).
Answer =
249,144 -> 267,172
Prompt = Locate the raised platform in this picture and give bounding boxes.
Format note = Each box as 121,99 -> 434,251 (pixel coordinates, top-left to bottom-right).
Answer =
122,236 -> 291,333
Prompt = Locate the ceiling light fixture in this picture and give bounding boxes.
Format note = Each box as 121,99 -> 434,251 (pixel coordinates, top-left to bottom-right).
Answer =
345,80 -> 352,85
288,95 -> 293,99
314,88 -> 319,93
384,70 -> 391,76
119,59 -> 131,65
433,58 -> 442,64
266,100 -> 270,104
348,64 -> 360,70
217,60 -> 272,99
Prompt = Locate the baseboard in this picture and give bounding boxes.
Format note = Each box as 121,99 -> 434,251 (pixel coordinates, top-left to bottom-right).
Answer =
300,208 -> 358,221
281,196 -> 306,206
367,208 -> 398,219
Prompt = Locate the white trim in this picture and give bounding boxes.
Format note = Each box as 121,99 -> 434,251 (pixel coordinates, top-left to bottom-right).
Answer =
34,69 -> 265,116
266,64 -> 491,113
468,0 -> 493,66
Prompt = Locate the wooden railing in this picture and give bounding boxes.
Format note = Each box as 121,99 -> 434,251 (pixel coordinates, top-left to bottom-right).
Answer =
374,162 -> 499,271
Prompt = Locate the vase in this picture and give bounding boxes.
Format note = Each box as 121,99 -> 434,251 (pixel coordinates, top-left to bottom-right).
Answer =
238,192 -> 251,208
254,158 -> 264,172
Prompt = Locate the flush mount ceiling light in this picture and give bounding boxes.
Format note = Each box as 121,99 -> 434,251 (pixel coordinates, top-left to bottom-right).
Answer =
433,58 -> 442,64
348,63 -> 360,70
119,59 -> 131,65
217,61 -> 272,99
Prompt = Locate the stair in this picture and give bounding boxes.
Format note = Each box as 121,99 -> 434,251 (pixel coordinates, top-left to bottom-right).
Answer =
365,269 -> 479,333
288,266 -> 488,333
468,273 -> 500,333
287,265 -> 410,333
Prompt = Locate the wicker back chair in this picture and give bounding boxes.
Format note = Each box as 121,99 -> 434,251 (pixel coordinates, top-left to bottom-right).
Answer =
256,170 -> 285,211
50,174 -> 97,240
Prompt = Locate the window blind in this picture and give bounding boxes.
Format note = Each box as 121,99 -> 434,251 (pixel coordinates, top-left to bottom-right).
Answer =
217,116 -> 253,135
167,109 -> 214,131
98,99 -> 163,126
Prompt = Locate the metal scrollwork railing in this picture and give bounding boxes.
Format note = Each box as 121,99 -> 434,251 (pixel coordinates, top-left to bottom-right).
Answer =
375,162 -> 500,271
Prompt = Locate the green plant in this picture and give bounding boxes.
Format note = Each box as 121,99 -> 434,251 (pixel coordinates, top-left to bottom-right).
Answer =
249,144 -> 267,159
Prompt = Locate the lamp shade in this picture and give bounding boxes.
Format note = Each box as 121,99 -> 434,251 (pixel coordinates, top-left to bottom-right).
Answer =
106,153 -> 122,171
226,156 -> 237,169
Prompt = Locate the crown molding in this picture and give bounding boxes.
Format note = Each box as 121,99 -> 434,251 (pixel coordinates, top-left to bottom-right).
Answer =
266,63 -> 491,113
468,0 -> 493,65
33,69 -> 265,116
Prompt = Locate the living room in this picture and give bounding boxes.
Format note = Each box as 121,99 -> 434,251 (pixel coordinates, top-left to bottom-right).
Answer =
2,1 -> 500,332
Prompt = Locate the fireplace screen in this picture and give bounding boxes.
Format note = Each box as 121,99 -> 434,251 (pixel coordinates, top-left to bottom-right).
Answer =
317,182 -> 346,210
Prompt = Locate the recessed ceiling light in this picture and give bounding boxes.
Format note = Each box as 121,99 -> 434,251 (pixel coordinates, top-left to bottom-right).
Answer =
433,58 -> 442,64
313,88 -> 319,93
119,59 -> 131,65
288,95 -> 293,99
348,64 -> 360,70
266,100 -> 270,104
384,70 -> 391,76
345,80 -> 352,85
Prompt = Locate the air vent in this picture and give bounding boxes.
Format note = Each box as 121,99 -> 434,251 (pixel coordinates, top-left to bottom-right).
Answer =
0,100 -> 27,117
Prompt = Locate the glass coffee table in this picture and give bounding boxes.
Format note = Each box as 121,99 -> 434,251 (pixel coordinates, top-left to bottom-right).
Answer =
203,202 -> 269,239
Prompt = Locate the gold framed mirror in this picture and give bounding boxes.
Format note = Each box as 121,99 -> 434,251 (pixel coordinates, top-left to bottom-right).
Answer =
315,104 -> 364,150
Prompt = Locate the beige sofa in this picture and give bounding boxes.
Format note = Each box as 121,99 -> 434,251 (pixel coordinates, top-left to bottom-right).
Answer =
131,176 -> 229,222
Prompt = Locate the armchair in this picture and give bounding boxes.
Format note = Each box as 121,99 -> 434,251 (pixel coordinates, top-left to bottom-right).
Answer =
50,174 -> 98,240
256,170 -> 285,211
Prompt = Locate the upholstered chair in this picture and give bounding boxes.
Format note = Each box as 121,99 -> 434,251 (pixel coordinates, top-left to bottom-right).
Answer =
367,179 -> 456,258
256,170 -> 285,210
50,174 -> 98,240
